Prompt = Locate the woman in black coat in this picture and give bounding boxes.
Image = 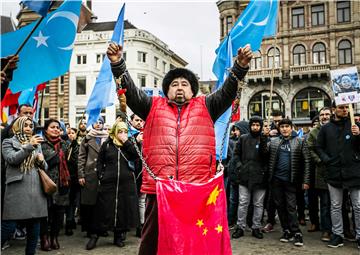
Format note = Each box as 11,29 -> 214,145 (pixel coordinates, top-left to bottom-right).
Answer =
86,120 -> 140,250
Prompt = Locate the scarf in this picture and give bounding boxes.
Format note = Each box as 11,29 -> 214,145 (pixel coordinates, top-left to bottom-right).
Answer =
109,120 -> 128,147
46,135 -> 70,187
87,129 -> 109,145
12,117 -> 37,173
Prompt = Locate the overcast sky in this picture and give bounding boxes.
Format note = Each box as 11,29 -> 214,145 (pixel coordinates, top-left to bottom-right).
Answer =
1,0 -> 220,80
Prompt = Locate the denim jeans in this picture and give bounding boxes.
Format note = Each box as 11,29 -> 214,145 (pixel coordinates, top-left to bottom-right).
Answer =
328,184 -> 360,239
227,184 -> 239,226
236,185 -> 266,230
1,219 -> 40,255
318,189 -> 332,232
139,193 -> 146,225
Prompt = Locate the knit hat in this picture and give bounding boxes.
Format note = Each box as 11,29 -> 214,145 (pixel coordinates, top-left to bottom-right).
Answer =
249,116 -> 263,137
162,68 -> 199,97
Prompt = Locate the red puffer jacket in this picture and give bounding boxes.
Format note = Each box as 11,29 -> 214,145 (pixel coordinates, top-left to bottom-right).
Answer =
141,96 -> 217,194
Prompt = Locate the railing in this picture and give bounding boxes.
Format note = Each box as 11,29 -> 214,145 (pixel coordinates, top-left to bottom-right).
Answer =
247,68 -> 282,81
290,63 -> 330,78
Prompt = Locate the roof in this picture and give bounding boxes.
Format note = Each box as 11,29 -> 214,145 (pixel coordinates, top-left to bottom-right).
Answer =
1,16 -> 16,34
83,20 -> 136,31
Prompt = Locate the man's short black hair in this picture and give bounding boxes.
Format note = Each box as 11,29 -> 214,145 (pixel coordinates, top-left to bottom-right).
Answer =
311,115 -> 319,125
354,113 -> 360,117
271,109 -> 284,118
18,104 -> 32,113
162,68 -> 199,97
130,113 -> 136,120
278,118 -> 293,127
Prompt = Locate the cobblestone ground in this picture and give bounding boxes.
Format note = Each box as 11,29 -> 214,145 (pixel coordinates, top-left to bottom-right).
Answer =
2,224 -> 360,255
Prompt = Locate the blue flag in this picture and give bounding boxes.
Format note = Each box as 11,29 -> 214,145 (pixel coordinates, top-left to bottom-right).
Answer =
213,0 -> 278,80
214,37 -> 233,160
22,0 -> 52,16
1,0 -> 82,93
18,86 -> 37,106
297,128 -> 304,138
86,4 -> 125,127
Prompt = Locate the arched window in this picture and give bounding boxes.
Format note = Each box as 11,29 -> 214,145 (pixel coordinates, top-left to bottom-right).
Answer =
250,51 -> 262,70
338,40 -> 352,64
267,47 -> 280,68
312,43 -> 326,64
293,45 -> 306,66
292,88 -> 331,119
248,91 -> 285,119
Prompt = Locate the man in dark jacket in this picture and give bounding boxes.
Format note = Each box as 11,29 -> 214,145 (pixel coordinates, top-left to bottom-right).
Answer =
261,118 -> 310,247
227,121 -> 249,228
107,43 -> 252,255
306,107 -> 332,242
316,102 -> 360,249
231,116 -> 267,239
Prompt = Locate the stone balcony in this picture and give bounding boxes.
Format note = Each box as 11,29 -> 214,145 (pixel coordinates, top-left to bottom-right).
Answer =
245,68 -> 282,82
290,63 -> 330,79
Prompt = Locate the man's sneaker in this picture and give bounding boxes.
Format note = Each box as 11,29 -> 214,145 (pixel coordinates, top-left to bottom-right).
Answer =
252,229 -> 263,239
280,230 -> 293,243
1,241 -> 10,251
293,233 -> 303,246
328,234 -> 344,248
261,223 -> 274,233
231,227 -> 244,239
13,228 -> 26,240
321,231 -> 331,242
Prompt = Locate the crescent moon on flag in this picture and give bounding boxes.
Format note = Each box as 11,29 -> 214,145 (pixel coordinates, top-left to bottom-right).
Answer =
47,11 -> 79,50
251,0 -> 273,27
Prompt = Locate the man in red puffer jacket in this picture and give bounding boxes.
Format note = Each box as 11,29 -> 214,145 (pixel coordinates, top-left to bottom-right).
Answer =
107,43 -> 252,255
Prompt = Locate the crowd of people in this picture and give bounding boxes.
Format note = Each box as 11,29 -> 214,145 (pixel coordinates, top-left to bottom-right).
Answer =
1,42 -> 360,255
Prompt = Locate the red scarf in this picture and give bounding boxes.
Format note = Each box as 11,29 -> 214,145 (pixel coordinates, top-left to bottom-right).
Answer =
47,136 -> 70,187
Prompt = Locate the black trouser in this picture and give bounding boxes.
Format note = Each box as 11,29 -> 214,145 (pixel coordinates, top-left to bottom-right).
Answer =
40,205 -> 65,236
264,189 -> 276,225
138,194 -> 158,255
80,204 -> 96,233
271,178 -> 301,234
308,187 -> 319,226
296,188 -> 305,221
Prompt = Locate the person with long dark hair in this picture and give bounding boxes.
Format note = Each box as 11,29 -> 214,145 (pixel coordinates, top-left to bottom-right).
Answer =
40,119 -> 70,251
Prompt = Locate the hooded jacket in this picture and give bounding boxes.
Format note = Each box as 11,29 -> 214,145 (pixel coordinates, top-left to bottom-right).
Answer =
229,116 -> 267,190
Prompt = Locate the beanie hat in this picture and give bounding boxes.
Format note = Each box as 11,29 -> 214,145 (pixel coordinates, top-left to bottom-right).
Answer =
162,68 -> 199,97
249,116 -> 263,137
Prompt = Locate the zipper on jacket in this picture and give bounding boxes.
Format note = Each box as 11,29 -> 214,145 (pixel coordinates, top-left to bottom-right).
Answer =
176,106 -> 181,180
114,147 -> 121,227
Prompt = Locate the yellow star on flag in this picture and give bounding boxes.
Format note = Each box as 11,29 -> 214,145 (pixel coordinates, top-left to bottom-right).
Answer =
202,227 -> 208,236
215,224 -> 223,233
196,219 -> 204,228
206,185 -> 222,205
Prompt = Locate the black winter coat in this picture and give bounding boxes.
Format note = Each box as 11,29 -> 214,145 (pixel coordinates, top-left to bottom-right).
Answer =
260,133 -> 310,185
316,118 -> 360,189
94,139 -> 140,232
229,134 -> 267,190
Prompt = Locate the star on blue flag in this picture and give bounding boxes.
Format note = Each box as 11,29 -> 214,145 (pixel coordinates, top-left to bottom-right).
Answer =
1,0 -> 82,93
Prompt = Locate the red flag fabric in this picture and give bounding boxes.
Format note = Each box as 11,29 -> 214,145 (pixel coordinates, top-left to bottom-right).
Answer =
231,101 -> 240,122
1,89 -> 20,108
156,173 -> 232,255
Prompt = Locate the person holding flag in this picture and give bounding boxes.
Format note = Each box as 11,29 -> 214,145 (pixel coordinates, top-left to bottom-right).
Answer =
106,42 -> 252,254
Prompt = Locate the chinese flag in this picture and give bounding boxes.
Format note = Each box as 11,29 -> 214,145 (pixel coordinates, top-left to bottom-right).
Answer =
156,173 -> 231,255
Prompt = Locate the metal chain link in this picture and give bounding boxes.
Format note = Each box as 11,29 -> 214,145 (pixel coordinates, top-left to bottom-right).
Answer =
216,73 -> 246,174
115,76 -> 158,180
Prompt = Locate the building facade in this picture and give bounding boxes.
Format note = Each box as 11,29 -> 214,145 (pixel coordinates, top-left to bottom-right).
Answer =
68,21 -> 187,126
217,0 -> 360,124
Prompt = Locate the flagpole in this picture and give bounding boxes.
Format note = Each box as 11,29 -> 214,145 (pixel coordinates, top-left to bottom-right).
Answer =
38,89 -> 45,125
267,0 -> 280,124
267,36 -> 277,124
1,1 -> 55,73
